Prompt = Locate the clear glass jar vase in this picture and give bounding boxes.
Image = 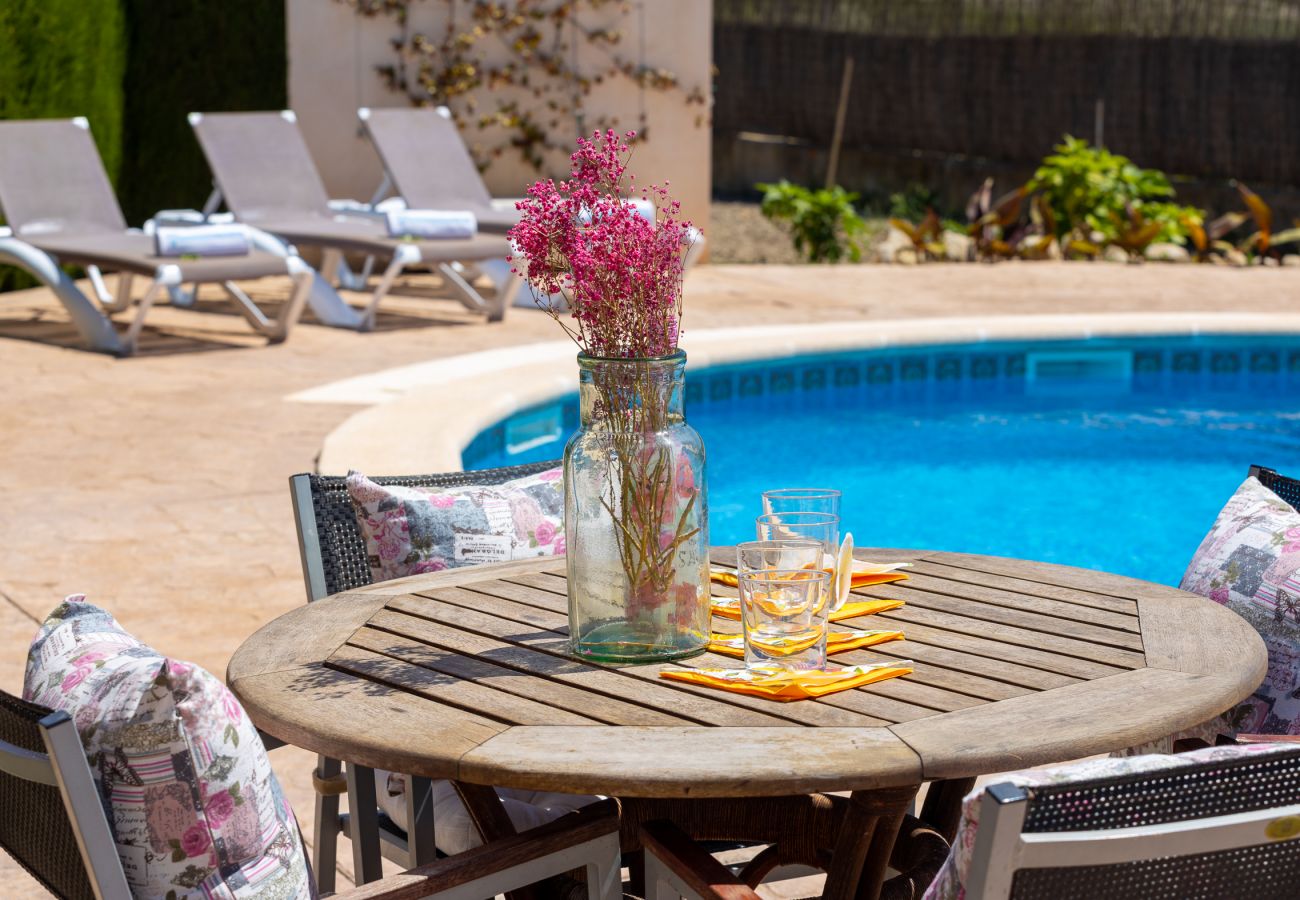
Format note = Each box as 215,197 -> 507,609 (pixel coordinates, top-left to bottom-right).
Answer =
564,350 -> 710,663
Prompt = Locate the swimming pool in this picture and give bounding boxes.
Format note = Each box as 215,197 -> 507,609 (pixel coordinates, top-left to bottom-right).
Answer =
463,335 -> 1300,586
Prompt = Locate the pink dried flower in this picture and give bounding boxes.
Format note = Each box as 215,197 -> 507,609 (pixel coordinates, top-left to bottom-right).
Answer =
508,130 -> 695,359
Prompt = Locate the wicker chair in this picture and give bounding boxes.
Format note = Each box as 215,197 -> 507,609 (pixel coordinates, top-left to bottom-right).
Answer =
0,690 -> 130,900
643,746 -> 1300,900
1250,464 -> 1300,511
0,686 -> 622,900
287,460 -> 561,889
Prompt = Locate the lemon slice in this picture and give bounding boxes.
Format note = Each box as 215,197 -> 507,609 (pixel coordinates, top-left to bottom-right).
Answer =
834,532 -> 854,611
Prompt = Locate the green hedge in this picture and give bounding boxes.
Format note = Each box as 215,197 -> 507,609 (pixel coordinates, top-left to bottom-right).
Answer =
118,0 -> 287,224
0,0 -> 126,181
0,0 -> 285,291
0,0 -> 126,290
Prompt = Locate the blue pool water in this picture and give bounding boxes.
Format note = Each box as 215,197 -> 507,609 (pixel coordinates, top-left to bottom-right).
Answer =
463,336 -> 1300,586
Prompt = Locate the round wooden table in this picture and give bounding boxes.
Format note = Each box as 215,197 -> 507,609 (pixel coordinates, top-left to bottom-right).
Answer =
228,547 -> 1266,897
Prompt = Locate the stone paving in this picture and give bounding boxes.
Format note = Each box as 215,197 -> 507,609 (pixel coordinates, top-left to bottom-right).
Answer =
0,262 -> 1294,895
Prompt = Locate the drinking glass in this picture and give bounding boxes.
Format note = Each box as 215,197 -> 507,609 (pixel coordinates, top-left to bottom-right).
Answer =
761,488 -> 842,518
738,569 -> 831,670
755,512 -> 840,561
736,540 -> 824,578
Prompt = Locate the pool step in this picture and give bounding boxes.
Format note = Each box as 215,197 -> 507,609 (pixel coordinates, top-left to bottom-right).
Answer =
1026,349 -> 1133,393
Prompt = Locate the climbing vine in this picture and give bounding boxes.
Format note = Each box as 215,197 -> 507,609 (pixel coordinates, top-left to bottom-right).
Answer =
341,0 -> 707,172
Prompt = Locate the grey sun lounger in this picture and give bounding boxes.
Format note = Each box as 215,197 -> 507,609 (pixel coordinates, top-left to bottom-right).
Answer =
189,111 -> 520,325
358,106 -> 521,234
0,118 -> 313,356
356,106 -> 707,310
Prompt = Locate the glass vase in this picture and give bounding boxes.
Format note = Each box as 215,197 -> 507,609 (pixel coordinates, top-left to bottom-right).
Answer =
564,350 -> 710,663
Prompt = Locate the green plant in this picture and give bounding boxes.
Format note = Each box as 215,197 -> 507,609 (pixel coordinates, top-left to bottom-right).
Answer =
0,0 -> 125,291
888,183 -> 941,223
757,180 -> 865,263
1028,136 -> 1188,244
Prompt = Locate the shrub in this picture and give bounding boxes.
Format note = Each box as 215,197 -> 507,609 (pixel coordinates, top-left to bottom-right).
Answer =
0,0 -> 126,291
757,180 -> 865,263
1027,136 -> 1193,244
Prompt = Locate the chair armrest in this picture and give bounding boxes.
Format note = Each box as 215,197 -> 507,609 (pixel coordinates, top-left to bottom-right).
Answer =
334,798 -> 620,900
1236,734 -> 1300,743
640,820 -> 762,900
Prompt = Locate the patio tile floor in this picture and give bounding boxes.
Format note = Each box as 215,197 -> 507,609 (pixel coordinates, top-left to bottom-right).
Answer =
0,262 -> 1290,894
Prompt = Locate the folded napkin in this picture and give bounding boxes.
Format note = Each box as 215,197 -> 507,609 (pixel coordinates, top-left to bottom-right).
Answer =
708,627 -> 903,658
711,595 -> 904,621
153,224 -> 250,257
659,660 -> 914,701
386,208 -> 478,240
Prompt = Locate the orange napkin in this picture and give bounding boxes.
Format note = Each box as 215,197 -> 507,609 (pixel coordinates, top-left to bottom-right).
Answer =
711,595 -> 905,621
659,660 -> 914,701
707,627 -> 903,658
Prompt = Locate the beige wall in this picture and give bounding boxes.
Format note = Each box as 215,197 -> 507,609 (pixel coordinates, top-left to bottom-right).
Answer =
286,0 -> 712,236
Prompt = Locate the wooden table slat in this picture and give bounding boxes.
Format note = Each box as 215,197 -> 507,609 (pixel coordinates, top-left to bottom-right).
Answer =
872,603 -> 1146,671
871,615 -> 1128,682
905,559 -> 1140,616
841,641 -> 1053,700
385,599 -> 887,728
868,583 -> 1146,652
890,668 -> 1245,780
229,663 -> 506,779
413,588 -> 911,726
364,609 -> 717,727
897,569 -> 1141,633
924,551 -> 1173,604
328,641 -> 601,727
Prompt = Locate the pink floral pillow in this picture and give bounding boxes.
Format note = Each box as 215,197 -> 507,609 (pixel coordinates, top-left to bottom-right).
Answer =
23,597 -> 313,899
1180,475 -> 1300,737
346,467 -> 564,582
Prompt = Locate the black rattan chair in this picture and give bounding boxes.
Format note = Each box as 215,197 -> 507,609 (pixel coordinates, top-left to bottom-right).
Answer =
1250,464 -> 1300,511
962,745 -> 1300,899
642,746 -> 1300,900
0,689 -> 130,900
287,460 -> 561,889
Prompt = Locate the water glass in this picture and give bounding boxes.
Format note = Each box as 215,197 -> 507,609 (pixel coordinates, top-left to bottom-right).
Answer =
738,569 -> 831,670
761,488 -> 842,518
755,511 -> 840,561
736,540 -> 824,578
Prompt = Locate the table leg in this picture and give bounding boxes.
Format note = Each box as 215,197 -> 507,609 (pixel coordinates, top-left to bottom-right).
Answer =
344,763 -> 384,884
919,777 -> 976,843
822,785 -> 919,900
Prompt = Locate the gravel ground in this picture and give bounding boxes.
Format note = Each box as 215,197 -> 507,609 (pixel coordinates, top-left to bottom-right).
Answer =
708,201 -> 886,263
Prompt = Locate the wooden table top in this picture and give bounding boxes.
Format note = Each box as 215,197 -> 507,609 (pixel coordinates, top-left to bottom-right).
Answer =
228,547 -> 1266,799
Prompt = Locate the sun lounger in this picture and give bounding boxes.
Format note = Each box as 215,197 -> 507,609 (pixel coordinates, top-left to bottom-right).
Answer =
0,118 -> 313,355
358,106 -> 522,234
189,111 -> 520,325
359,105 -> 708,258
356,106 -> 705,310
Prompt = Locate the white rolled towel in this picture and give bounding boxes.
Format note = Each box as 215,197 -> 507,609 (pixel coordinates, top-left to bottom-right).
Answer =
386,208 -> 477,240
578,198 -> 656,225
153,223 -> 250,257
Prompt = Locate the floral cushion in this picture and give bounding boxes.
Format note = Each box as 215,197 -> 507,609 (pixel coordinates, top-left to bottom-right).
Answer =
346,467 -> 564,581
1178,475 -> 1300,738
23,596 -> 313,899
922,743 -> 1296,899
